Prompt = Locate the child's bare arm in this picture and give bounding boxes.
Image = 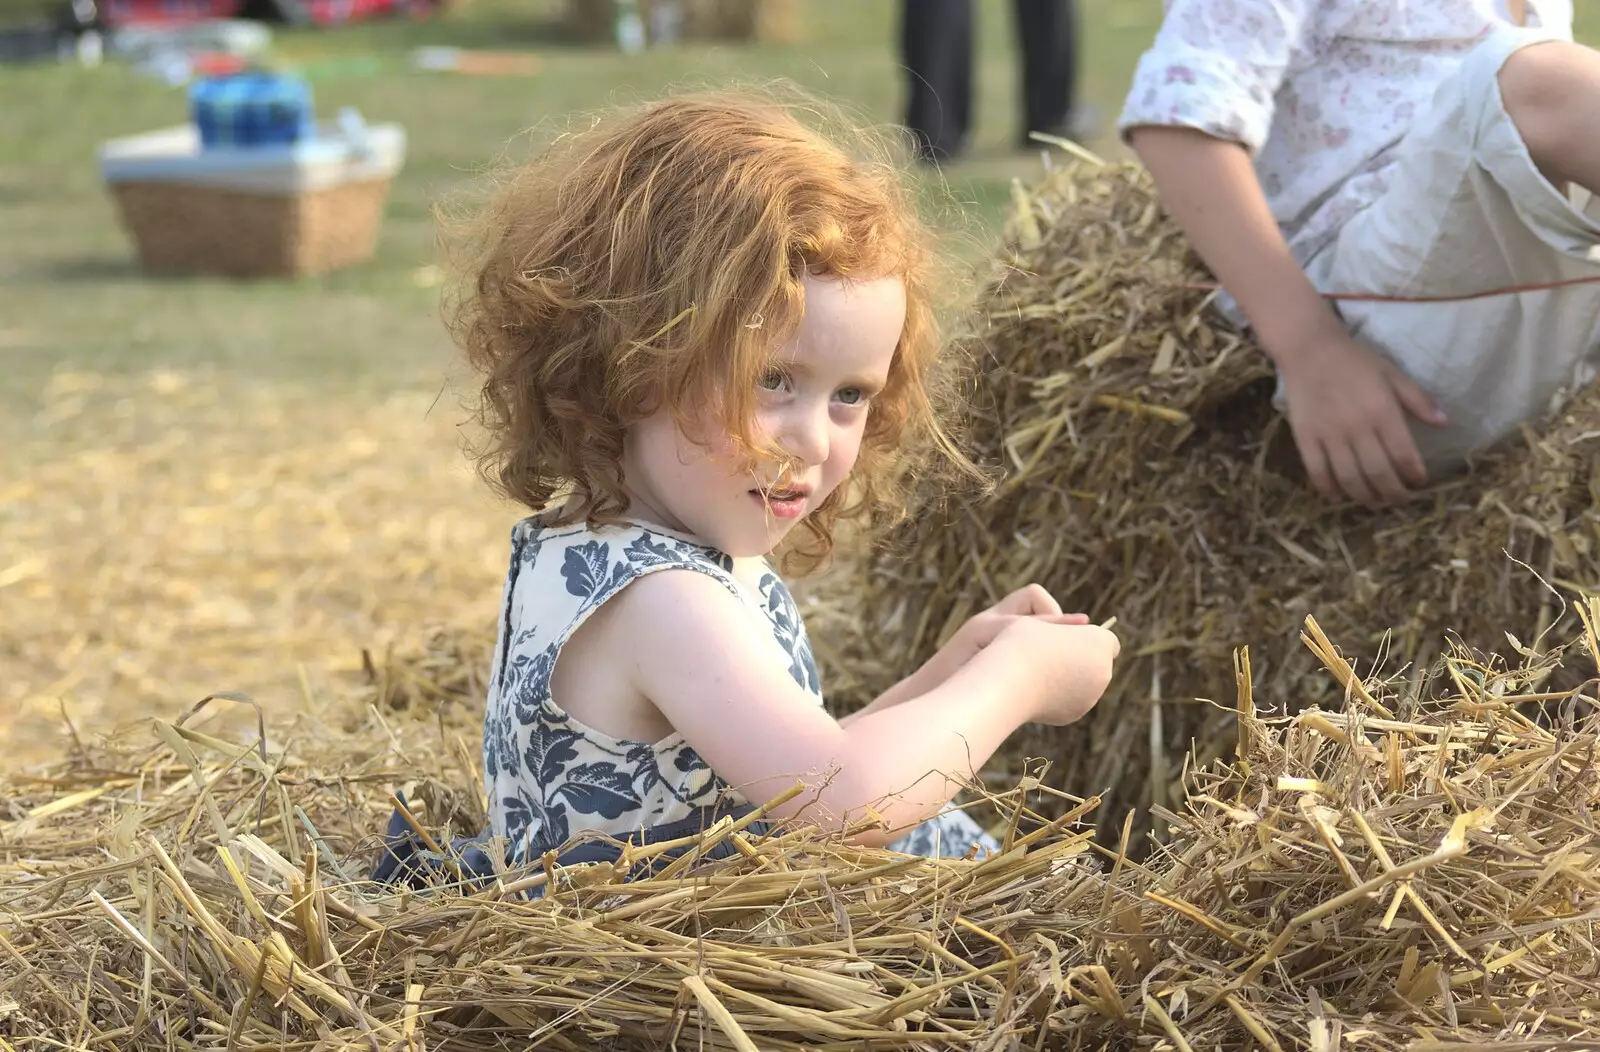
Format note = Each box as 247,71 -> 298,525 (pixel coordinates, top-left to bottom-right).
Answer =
616,570 -> 1115,845
1127,125 -> 1446,506
1128,127 -> 1335,358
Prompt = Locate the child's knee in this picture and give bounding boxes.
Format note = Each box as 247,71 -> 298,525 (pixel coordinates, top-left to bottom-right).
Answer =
1498,41 -> 1600,182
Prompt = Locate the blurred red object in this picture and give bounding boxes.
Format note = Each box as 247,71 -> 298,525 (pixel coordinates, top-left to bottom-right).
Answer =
188,49 -> 247,73
99,0 -> 440,28
100,0 -> 241,27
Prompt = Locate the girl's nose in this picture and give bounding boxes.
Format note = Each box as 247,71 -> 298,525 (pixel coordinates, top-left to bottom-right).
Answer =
779,402 -> 830,467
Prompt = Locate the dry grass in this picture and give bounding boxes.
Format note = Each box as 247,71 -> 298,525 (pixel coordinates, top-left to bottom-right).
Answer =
825,153 -> 1600,846
5,606 -> 1600,1049
0,368 -> 517,770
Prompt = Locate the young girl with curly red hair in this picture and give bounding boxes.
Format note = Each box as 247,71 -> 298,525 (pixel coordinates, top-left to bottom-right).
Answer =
431,87 -> 1119,873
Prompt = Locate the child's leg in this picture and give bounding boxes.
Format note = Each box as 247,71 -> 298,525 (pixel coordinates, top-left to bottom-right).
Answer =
1301,27 -> 1600,475
1499,41 -> 1600,201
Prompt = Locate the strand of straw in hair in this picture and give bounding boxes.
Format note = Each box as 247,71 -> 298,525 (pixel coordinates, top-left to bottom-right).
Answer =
1185,272 -> 1600,304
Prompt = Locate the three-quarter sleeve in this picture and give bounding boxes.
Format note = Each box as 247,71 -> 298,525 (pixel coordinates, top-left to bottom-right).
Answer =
1117,0 -> 1320,151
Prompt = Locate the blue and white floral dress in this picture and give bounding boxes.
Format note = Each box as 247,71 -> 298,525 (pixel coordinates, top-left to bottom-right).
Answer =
480,514 -> 999,866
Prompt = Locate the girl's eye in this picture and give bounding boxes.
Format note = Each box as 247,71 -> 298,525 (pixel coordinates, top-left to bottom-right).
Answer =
835,387 -> 866,406
758,368 -> 788,392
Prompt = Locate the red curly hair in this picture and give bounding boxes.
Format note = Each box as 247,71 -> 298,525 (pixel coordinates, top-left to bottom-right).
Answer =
445,86 -> 979,573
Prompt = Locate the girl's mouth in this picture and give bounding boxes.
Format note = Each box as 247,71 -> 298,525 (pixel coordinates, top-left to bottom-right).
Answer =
751,487 -> 809,520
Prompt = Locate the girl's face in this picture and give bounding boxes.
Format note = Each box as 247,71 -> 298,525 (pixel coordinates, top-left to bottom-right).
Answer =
621,273 -> 907,558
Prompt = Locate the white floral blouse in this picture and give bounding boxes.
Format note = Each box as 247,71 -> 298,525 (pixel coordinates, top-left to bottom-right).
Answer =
1117,0 -> 1574,277
481,515 -> 999,865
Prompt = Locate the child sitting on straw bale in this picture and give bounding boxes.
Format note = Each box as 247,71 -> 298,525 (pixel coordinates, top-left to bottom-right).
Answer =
1120,1 -> 1600,508
375,88 -> 1120,886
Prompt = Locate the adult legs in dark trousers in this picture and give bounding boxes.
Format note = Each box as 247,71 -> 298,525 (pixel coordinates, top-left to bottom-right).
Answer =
899,0 -> 1083,164
1014,0 -> 1079,148
899,0 -> 973,164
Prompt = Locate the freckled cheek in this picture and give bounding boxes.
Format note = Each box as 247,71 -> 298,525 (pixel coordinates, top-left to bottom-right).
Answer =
702,428 -> 757,476
750,407 -> 782,444
826,424 -> 869,482
669,406 -> 743,471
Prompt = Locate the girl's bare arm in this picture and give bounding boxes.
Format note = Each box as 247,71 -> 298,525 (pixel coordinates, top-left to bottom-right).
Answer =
612,569 -> 1113,845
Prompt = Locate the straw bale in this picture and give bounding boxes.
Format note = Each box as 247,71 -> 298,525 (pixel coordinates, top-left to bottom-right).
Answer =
5,610 -> 1600,1049
826,154 -> 1600,846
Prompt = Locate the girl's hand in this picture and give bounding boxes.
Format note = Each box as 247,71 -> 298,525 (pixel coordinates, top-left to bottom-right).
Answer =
937,584 -> 1089,677
841,583 -> 1100,729
988,618 -> 1120,727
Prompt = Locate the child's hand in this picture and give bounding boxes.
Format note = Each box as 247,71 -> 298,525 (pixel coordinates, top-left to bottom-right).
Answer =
989,617 -> 1120,727
841,584 -> 1094,730
1276,327 -> 1447,508
937,584 -> 1089,678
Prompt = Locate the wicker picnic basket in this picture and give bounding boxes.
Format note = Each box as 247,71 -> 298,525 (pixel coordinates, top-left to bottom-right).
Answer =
100,120 -> 406,279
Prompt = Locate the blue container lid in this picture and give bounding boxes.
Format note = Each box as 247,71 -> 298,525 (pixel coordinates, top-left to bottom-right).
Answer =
189,70 -> 313,105
189,70 -> 315,150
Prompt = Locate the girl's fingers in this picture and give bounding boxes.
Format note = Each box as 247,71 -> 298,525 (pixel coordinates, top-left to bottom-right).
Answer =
997,584 -> 1062,617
